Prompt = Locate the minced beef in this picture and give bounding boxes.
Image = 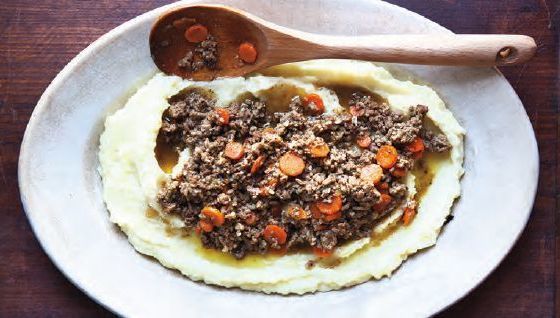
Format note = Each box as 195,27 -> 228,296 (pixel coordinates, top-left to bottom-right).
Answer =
158,89 -> 450,259
178,35 -> 218,71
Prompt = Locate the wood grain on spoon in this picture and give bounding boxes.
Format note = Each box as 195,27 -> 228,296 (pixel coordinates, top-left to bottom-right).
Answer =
150,4 -> 537,81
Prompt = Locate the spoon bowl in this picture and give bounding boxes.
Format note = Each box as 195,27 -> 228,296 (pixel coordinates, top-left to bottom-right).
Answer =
150,5 -> 268,80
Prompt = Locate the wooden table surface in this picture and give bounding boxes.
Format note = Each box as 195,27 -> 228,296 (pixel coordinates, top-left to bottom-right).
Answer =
0,0 -> 557,316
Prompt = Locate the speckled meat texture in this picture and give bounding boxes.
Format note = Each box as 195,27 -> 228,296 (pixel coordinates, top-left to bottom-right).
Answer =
158,89 -> 451,258
177,35 -> 218,72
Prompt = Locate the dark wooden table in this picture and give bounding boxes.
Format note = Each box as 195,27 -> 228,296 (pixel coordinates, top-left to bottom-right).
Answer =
1,1 -> 557,316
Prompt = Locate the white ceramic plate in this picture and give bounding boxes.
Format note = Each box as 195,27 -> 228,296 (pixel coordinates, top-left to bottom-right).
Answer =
19,0 -> 538,317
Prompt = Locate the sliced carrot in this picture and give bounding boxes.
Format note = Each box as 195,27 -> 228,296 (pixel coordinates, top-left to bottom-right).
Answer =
406,137 -> 425,153
238,42 -> 258,63
376,145 -> 398,169
402,206 -> 417,225
279,152 -> 305,176
316,194 -> 343,215
310,203 -> 322,219
349,105 -> 365,117
185,24 -> 208,43
391,167 -> 407,178
360,164 -> 383,185
244,213 -> 257,225
356,135 -> 372,148
313,246 -> 334,258
303,93 -> 325,115
287,205 -> 309,220
215,108 -> 230,125
309,142 -> 330,158
377,182 -> 390,193
372,193 -> 392,212
250,155 -> 266,174
323,211 -> 342,221
311,203 -> 341,221
224,142 -> 244,160
263,224 -> 287,245
201,206 -> 225,226
198,219 -> 214,233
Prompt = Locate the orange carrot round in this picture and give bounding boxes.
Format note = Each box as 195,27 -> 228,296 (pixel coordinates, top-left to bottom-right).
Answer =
316,194 -> 343,215
303,93 -> 325,115
224,142 -> 244,160
279,152 -> 305,176
201,206 -> 225,226
360,164 -> 383,185
198,219 -> 214,233
309,142 -> 330,158
391,167 -> 407,178
263,224 -> 287,245
373,193 -> 392,212
402,206 -> 417,225
376,145 -> 398,169
215,108 -> 230,125
310,203 -> 322,219
238,42 -> 258,63
185,24 -> 208,43
357,135 -> 372,148
313,246 -> 334,258
250,155 -> 266,174
377,182 -> 390,193
406,137 -> 425,153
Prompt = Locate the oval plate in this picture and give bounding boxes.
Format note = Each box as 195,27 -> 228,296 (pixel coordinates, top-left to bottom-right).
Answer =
19,0 -> 538,317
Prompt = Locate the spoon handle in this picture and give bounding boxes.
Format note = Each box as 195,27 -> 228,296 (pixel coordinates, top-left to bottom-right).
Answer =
292,34 -> 536,66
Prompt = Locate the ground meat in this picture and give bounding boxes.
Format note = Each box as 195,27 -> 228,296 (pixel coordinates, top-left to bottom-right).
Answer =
423,129 -> 452,152
178,35 -> 218,71
158,89 -> 451,258
195,36 -> 218,68
386,105 -> 427,144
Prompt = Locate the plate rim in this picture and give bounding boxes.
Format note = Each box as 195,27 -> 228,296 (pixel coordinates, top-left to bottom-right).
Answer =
18,0 -> 539,316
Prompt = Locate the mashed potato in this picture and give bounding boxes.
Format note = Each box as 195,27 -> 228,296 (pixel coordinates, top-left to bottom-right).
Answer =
99,60 -> 464,294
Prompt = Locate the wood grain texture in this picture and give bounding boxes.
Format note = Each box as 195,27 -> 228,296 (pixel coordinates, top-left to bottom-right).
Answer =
0,0 -> 557,317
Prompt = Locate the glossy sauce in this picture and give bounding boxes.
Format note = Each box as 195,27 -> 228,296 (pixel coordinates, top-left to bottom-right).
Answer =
155,132 -> 179,173
256,83 -> 306,113
412,151 -> 449,201
369,224 -> 400,248
145,207 -> 160,218
150,7 -> 266,81
324,85 -> 386,108
193,238 -> 279,268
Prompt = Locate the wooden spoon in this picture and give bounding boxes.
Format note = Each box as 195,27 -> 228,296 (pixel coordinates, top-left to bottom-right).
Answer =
150,4 -> 537,81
